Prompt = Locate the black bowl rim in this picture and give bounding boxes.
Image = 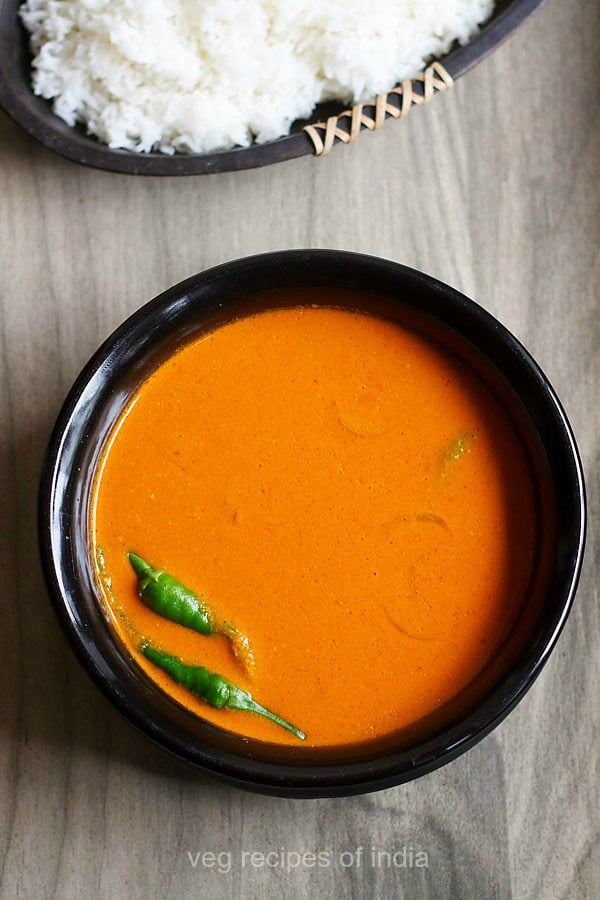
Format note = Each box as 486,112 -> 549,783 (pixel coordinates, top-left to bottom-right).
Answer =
1,0 -> 546,175
38,249 -> 586,797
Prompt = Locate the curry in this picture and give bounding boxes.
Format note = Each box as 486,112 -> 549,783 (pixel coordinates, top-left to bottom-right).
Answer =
91,302 -> 537,747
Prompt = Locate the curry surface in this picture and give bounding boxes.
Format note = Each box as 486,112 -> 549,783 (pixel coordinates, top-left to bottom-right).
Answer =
91,304 -> 536,747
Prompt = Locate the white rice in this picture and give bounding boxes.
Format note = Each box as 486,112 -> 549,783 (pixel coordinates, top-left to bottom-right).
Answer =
20,0 -> 495,154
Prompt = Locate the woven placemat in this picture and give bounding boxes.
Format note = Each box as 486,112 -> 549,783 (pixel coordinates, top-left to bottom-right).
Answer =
304,61 -> 454,157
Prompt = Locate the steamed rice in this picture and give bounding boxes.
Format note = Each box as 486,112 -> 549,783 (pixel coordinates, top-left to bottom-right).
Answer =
20,0 -> 495,155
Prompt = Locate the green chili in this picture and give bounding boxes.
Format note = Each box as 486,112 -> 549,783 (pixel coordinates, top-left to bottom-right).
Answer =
129,552 -> 213,634
128,553 -> 255,674
142,644 -> 305,740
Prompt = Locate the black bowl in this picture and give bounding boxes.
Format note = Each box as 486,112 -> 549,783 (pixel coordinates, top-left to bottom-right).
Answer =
39,250 -> 585,797
1,0 -> 545,175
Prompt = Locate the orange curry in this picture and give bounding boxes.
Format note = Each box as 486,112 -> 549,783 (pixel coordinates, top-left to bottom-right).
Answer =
91,302 -> 536,747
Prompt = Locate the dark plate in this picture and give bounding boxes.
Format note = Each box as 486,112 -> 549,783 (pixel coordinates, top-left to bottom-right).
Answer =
39,250 -> 585,796
1,0 -> 545,175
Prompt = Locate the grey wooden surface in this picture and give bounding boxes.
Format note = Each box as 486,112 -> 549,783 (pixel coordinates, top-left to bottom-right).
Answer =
1,1 -> 598,898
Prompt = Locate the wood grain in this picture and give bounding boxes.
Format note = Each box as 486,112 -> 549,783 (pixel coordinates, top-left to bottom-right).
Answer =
0,0 -> 598,897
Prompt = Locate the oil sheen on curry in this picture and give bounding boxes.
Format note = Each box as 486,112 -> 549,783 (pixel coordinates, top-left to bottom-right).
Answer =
91,302 -> 537,748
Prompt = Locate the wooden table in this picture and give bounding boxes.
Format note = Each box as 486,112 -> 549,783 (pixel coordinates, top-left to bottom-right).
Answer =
1,1 -> 598,897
